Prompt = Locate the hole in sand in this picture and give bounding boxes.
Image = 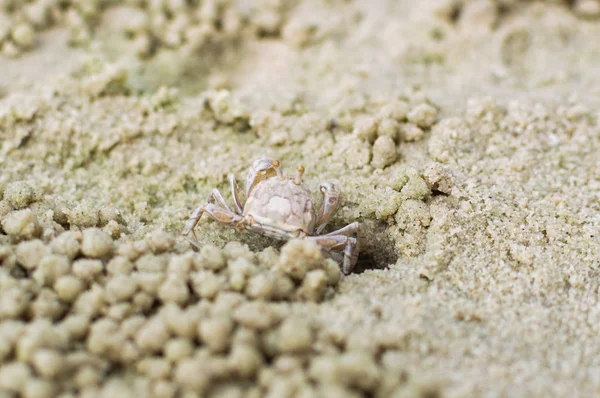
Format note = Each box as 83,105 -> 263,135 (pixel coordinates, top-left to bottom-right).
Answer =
333,218 -> 399,274
353,228 -> 398,274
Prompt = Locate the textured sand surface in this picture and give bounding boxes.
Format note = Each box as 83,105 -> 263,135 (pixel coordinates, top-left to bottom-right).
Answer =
1,1 -> 600,397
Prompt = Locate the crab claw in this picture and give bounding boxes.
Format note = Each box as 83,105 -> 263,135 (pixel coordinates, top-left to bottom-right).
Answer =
316,182 -> 341,234
245,158 -> 282,197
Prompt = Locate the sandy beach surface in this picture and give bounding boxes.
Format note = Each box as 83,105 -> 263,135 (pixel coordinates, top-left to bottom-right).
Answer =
1,1 -> 600,397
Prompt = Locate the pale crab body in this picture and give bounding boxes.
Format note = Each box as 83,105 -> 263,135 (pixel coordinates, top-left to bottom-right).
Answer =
183,158 -> 360,274
243,178 -> 317,239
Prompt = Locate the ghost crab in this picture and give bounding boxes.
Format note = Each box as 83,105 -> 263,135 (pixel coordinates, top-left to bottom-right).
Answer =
183,158 -> 360,274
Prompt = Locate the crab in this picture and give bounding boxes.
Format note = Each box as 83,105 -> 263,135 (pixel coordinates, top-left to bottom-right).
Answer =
183,158 -> 361,274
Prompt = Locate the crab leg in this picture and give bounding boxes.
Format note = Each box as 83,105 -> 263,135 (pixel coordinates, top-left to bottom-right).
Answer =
183,189 -> 243,250
342,237 -> 360,275
183,204 -> 244,250
186,188 -> 231,226
307,234 -> 360,275
210,188 -> 232,212
322,222 -> 360,237
228,173 -> 244,214
315,182 -> 341,234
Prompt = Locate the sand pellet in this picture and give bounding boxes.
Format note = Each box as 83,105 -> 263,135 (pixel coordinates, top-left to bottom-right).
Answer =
352,117 -> 378,143
135,317 -> 170,354
72,259 -> 104,282
371,136 -> 397,169
232,302 -> 279,331
3,182 -> 38,210
198,316 -> 234,353
54,276 -> 85,303
407,103 -> 438,128
50,232 -> 81,260
81,228 -> 114,259
147,230 -> 175,254
16,240 -> 50,270
296,270 -> 328,302
2,209 -> 42,239
277,317 -> 313,354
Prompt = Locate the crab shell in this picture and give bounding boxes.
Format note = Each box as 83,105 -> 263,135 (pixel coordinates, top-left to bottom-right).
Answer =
243,177 -> 317,238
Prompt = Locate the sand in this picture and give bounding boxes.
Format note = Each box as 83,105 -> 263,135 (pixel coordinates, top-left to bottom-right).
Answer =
1,0 -> 600,397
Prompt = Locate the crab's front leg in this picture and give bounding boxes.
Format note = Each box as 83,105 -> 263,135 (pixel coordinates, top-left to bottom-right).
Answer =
307,232 -> 360,275
228,173 -> 244,214
315,182 -> 342,234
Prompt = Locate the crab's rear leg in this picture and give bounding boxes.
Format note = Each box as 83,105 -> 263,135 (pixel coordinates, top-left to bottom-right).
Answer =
183,189 -> 230,236
183,189 -> 243,250
322,222 -> 360,237
183,204 -> 244,250
307,234 -> 360,275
